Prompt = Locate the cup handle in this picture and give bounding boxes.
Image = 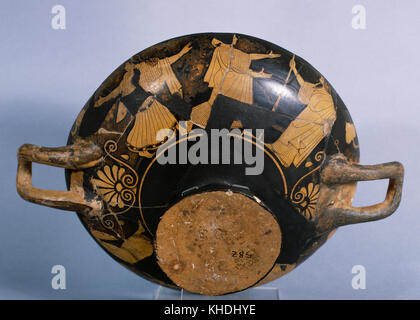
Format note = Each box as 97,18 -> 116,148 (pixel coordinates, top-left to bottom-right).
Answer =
320,154 -> 404,229
16,141 -> 104,215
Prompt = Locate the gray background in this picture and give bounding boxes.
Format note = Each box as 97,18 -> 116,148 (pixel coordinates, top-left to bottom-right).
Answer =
0,0 -> 418,299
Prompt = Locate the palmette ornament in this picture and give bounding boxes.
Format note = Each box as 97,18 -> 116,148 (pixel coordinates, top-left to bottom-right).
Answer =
16,33 -> 404,296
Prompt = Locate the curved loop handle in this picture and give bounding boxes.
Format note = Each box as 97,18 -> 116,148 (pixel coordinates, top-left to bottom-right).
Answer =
16,141 -> 104,215
321,154 -> 404,228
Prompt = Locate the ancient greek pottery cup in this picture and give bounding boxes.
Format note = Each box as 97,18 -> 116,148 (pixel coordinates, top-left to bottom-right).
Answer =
16,33 -> 404,296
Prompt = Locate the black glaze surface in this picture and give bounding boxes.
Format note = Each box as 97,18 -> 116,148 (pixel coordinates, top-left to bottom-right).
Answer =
65,33 -> 360,289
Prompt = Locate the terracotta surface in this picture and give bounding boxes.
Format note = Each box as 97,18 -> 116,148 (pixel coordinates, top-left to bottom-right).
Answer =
155,191 -> 281,295
16,33 -> 404,294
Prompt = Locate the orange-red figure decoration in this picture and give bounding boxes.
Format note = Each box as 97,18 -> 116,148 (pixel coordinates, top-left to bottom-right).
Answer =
16,33 -> 404,296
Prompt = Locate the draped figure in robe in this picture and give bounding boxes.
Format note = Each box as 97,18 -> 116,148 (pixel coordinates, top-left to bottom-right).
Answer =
94,42 -> 192,153
270,57 -> 336,168
191,35 -> 280,127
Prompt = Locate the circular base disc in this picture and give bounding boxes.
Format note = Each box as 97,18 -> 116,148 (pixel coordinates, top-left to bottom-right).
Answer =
155,191 -> 282,295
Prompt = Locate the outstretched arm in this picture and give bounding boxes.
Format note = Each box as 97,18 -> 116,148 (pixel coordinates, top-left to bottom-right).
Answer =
94,63 -> 136,107
250,50 -> 281,60
167,42 -> 192,64
250,67 -> 272,79
289,57 -> 305,86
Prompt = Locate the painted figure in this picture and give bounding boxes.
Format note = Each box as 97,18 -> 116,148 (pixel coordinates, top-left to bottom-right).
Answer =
270,57 -> 336,168
191,35 -> 280,127
94,42 -> 192,152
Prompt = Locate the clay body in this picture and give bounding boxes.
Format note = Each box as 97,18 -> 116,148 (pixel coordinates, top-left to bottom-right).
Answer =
16,33 -> 404,296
